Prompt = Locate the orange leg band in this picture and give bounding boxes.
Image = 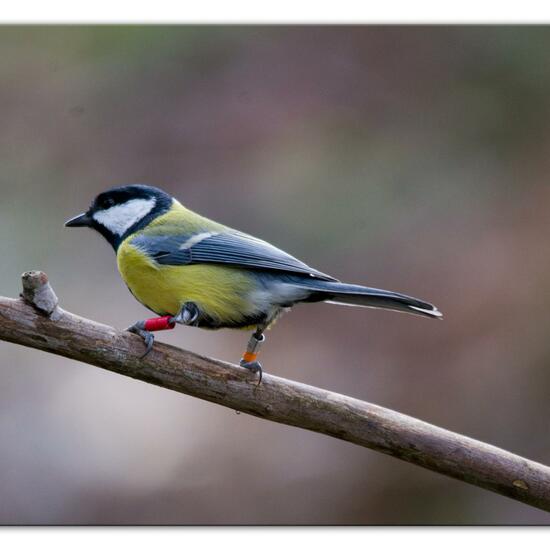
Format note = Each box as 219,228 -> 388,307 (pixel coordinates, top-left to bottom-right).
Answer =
242,351 -> 258,363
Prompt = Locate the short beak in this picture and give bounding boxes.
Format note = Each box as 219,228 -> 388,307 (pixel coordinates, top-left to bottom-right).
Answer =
65,212 -> 92,227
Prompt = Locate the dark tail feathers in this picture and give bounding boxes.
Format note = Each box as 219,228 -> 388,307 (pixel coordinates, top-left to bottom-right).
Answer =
294,280 -> 442,319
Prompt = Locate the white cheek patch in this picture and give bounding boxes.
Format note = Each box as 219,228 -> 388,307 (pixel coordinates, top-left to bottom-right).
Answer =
93,198 -> 156,236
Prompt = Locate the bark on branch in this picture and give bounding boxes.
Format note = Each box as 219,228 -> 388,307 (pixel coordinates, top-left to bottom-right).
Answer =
1,271 -> 550,513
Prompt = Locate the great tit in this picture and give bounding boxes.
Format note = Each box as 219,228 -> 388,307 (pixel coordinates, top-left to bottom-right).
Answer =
66,184 -> 441,381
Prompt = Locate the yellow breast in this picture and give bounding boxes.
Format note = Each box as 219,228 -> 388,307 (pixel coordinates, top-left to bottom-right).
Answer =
116,240 -> 257,327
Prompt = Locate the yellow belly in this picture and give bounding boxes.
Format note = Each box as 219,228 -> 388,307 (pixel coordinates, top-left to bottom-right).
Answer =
116,241 -> 258,327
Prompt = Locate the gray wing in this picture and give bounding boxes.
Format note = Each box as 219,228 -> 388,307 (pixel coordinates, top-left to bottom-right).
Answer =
131,231 -> 337,281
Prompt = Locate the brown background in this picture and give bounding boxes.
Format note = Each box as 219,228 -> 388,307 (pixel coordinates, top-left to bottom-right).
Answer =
1,26 -> 550,524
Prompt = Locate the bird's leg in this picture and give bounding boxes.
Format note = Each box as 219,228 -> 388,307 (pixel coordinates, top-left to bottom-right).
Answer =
173,301 -> 200,326
126,315 -> 176,358
127,302 -> 201,357
240,327 -> 266,384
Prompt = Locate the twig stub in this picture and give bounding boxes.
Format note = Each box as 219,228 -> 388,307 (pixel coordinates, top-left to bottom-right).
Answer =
21,270 -> 59,317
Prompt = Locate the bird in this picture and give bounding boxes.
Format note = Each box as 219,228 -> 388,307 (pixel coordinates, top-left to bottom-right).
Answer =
66,184 -> 442,382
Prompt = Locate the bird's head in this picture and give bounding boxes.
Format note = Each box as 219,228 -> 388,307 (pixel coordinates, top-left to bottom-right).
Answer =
65,184 -> 173,249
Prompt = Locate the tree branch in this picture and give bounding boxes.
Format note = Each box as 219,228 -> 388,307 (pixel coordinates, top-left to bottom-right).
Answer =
1,271 -> 550,513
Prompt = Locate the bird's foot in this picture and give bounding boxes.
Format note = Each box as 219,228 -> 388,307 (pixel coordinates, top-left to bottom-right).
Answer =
240,329 -> 266,385
240,359 -> 263,385
126,322 -> 155,358
173,301 -> 200,326
126,315 -> 176,358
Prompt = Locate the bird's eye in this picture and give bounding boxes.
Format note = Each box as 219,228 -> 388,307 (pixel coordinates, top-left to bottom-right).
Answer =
103,197 -> 115,208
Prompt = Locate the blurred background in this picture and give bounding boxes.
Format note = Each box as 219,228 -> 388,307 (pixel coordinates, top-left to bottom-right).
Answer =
0,25 -> 549,525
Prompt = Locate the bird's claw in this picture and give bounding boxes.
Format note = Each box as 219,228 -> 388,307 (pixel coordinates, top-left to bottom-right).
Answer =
126,322 -> 155,358
240,359 -> 263,385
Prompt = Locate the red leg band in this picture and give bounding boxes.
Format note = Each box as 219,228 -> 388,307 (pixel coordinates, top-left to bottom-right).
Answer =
144,316 -> 176,332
